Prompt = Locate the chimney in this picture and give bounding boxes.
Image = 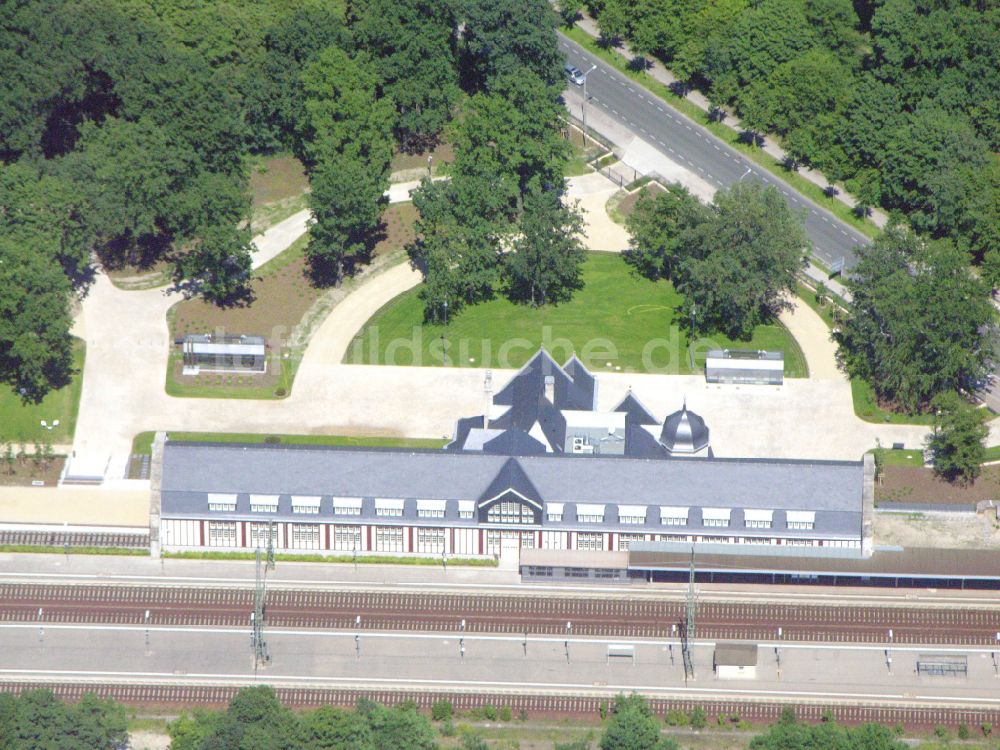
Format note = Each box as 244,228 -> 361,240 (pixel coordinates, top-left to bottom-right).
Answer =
544,375 -> 555,404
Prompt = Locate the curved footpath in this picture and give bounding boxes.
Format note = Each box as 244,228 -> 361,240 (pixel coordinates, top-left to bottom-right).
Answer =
66,175 -> 942,484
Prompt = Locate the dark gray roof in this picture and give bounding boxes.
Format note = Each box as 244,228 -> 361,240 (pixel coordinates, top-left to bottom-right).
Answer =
492,350 -> 593,414
614,391 -> 659,427
447,416 -> 484,451
623,425 -> 668,459
660,403 -> 710,453
482,430 -> 547,456
162,442 -> 862,519
479,457 -> 543,505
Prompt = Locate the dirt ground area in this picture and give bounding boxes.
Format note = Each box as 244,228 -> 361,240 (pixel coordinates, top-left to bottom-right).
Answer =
877,465 -> 1000,505
249,154 -> 309,209
875,511 -> 1000,549
0,455 -> 66,487
390,141 -> 454,181
168,203 -> 417,395
616,182 -> 667,218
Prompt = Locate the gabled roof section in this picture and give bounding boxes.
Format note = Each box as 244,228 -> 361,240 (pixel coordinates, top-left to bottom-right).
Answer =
623,425 -> 668,459
562,354 -> 596,409
478,457 -> 544,507
614,389 -> 659,427
446,415 -> 485,451
492,349 -> 593,415
482,430 -> 547,456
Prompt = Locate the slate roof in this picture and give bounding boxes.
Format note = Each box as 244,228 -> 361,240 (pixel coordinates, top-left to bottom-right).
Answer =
482,430 -> 547,456
161,442 -> 863,537
479,457 -> 544,505
614,390 -> 659,427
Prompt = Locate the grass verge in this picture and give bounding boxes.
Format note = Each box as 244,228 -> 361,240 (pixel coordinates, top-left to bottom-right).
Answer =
0,338 -> 86,444
870,447 -> 925,467
0,545 -> 148,556
348,252 -> 807,377
131,431 -> 448,456
982,445 -> 1000,463
562,28 -> 879,240
851,379 -> 935,426
165,550 -> 498,566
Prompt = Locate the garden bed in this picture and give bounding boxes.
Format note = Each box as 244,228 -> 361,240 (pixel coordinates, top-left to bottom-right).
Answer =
877,465 -> 1000,506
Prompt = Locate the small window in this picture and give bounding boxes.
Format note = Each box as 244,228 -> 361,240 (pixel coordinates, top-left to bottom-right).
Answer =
547,513 -> 563,522
704,518 -> 729,528
745,519 -> 771,529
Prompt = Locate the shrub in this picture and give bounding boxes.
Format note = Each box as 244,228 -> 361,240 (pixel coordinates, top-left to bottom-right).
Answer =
440,720 -> 457,737
689,706 -> 707,729
431,700 -> 453,722
599,701 -> 608,720
274,387 -> 287,397
483,704 -> 498,721
958,724 -> 970,740
499,706 -> 512,722
664,709 -> 689,726
982,723 -> 992,737
934,726 -> 950,741
518,709 -> 528,722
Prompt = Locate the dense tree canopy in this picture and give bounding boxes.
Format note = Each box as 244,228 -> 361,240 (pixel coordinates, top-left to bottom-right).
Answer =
350,0 -> 460,151
624,180 -> 807,340
837,227 -> 996,412
0,690 -> 127,750
169,689 -> 441,750
928,391 -> 988,484
590,0 -> 999,259
599,694 -> 677,750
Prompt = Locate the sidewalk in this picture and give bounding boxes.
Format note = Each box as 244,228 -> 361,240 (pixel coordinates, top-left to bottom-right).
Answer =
571,16 -> 888,229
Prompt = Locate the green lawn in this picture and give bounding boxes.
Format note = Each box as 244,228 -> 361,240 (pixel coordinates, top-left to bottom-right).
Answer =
870,447 -> 925,467
131,430 -> 448,456
347,253 -> 807,376
562,27 -> 880,240
0,339 -> 86,445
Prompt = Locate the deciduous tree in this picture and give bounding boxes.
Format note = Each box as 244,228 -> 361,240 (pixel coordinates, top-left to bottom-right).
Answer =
677,180 -> 807,340
623,182 -> 710,281
837,227 -> 996,413
928,392 -> 988,484
505,184 -> 586,306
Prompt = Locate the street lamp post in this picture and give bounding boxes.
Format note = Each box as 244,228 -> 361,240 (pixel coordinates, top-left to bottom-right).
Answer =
565,621 -> 572,662
580,65 -> 597,147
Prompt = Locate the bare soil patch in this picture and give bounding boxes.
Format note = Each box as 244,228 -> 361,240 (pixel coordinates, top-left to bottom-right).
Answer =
0,456 -> 66,487
874,512 -> 1000,550
391,141 -> 454,174
249,154 -> 309,209
877,465 -> 1000,505
616,182 -> 666,219
168,203 -> 417,396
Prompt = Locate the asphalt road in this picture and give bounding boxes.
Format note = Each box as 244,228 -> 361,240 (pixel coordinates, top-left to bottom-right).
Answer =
559,35 -> 869,270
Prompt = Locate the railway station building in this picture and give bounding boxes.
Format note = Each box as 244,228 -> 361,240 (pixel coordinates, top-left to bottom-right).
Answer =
154,351 -> 872,558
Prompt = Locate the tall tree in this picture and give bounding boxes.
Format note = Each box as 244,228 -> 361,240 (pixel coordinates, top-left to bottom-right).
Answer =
408,178 -> 500,321
451,71 -> 570,218
0,238 -> 75,403
505,185 -> 586,306
307,157 -> 389,282
295,46 -> 394,172
350,0 -> 460,151
297,46 -> 394,283
461,0 -> 564,92
172,224 -> 254,306
677,180 -> 807,339
624,182 -> 712,281
928,391 -> 988,484
837,227 -> 996,412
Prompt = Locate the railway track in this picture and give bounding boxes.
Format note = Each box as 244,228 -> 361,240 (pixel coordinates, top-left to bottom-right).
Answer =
2,584 -> 999,644
0,681 -> 997,729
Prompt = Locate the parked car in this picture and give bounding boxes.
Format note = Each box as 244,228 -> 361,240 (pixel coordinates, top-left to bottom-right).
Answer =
565,64 -> 585,86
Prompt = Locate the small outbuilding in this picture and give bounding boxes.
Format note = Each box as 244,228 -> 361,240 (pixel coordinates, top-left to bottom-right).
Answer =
714,643 -> 758,679
181,334 -> 266,374
705,349 -> 783,386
